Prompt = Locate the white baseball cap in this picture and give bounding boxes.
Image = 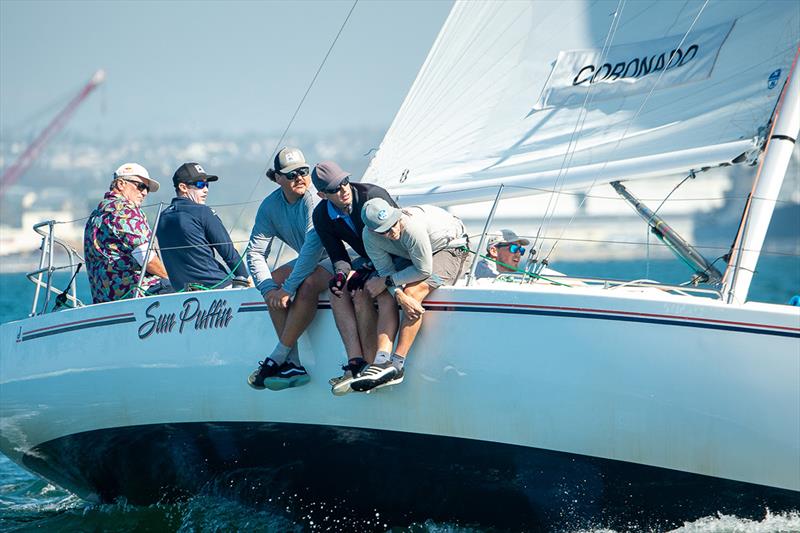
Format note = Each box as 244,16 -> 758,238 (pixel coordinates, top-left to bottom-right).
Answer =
113,162 -> 161,192
486,229 -> 530,251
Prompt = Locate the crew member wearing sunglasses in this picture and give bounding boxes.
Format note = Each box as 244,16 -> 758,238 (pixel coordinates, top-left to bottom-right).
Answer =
84,162 -> 171,303
473,229 -> 532,279
247,147 -> 337,391
157,162 -> 249,293
349,199 -> 472,393
309,161 -> 400,396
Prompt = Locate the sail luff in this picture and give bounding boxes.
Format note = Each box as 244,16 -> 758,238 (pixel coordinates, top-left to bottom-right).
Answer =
721,47 -> 800,305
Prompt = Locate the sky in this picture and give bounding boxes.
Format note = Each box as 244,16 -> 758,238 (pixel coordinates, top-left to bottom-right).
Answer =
0,0 -> 453,140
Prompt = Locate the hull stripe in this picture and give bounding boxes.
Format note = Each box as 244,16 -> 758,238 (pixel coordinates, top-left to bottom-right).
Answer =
237,300 -> 799,338
20,315 -> 136,342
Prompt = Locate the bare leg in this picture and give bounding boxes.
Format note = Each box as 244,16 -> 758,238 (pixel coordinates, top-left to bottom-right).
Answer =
329,287 -> 364,359
277,266 -> 329,347
394,281 -> 432,357
264,264 -> 293,340
353,289 -> 378,363
375,291 -> 399,355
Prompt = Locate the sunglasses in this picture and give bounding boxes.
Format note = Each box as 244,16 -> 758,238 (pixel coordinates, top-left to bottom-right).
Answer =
123,179 -> 150,193
190,181 -> 210,189
376,221 -> 397,235
324,177 -> 350,194
497,243 -> 526,254
280,167 -> 310,180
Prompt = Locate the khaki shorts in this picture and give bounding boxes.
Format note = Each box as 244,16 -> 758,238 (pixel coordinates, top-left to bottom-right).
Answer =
392,248 -> 471,289
428,247 -> 471,288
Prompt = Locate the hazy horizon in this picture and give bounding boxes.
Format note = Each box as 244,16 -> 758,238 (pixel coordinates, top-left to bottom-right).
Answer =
0,1 -> 453,140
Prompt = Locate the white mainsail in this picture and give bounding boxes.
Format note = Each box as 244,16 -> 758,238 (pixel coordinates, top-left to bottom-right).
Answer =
364,0 -> 799,206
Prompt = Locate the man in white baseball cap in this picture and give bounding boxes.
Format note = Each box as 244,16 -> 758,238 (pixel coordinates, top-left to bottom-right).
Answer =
474,229 -> 532,279
83,163 -> 170,303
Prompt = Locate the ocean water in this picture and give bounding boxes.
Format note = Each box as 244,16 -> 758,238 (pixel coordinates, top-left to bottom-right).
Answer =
0,258 -> 798,532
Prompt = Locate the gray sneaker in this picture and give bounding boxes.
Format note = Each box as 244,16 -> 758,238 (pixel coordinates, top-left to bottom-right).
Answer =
329,359 -> 368,396
350,361 -> 398,392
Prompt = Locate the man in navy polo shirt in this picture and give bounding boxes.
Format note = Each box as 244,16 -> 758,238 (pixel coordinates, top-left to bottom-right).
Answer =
157,162 -> 248,291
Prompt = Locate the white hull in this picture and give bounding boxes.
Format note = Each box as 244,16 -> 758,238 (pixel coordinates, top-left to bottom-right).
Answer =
2,283 -> 798,485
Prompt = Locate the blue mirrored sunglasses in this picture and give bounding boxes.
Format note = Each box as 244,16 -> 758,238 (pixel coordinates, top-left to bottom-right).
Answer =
192,181 -> 210,189
497,243 -> 525,254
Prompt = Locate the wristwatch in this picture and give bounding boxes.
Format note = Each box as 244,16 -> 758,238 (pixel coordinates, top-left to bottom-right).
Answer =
384,275 -> 395,288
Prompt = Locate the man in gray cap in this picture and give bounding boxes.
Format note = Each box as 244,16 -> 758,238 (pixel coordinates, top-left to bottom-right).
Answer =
310,160 -> 399,395
247,147 -> 344,391
474,229 -> 532,279
348,199 -> 471,392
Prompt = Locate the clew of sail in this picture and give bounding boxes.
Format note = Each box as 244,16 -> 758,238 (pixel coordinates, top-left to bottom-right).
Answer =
363,0 -> 800,206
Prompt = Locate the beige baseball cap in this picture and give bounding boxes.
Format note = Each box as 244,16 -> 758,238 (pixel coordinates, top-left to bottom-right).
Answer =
273,147 -> 309,174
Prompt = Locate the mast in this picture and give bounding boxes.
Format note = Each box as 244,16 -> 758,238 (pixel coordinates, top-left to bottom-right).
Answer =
721,51 -> 800,305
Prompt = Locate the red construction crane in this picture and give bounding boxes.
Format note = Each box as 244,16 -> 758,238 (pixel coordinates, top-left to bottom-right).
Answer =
0,69 -> 105,199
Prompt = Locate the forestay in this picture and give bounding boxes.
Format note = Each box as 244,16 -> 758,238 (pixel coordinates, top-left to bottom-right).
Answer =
364,0 -> 800,206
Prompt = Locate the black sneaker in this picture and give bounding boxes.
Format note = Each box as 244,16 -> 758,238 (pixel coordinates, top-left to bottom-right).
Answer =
247,358 -> 280,390
329,359 -> 369,396
350,361 -> 398,392
366,368 -> 405,393
264,362 -> 311,391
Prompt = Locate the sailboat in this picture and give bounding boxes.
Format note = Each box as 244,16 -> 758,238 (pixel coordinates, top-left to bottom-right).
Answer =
1,0 -> 798,530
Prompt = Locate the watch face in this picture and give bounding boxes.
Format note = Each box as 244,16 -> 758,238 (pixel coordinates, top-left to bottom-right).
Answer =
385,276 -> 393,287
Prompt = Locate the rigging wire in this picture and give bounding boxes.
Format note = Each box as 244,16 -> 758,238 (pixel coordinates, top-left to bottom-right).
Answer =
230,0 -> 359,235
531,0 -> 626,257
542,0 -> 711,265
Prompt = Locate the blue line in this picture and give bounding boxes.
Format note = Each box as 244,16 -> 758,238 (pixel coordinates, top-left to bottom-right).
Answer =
22,317 -> 137,342
427,305 -> 800,339
234,302 -> 798,339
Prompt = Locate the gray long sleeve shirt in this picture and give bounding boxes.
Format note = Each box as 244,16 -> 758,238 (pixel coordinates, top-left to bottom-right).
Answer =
246,189 -> 326,297
362,205 -> 466,287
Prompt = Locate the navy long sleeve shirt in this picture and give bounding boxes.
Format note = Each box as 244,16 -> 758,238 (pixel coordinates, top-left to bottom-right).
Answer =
312,182 -> 397,274
157,197 -> 247,290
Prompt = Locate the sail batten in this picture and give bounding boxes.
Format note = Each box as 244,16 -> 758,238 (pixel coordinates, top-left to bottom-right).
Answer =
365,0 -> 799,205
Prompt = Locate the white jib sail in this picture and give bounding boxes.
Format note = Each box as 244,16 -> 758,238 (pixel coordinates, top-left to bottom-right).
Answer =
364,0 -> 800,206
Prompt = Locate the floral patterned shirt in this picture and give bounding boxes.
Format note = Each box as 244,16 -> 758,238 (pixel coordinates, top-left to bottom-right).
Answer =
83,191 -> 159,303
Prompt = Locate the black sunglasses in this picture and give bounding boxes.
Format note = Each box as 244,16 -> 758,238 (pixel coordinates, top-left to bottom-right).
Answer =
497,243 -> 526,254
123,179 -> 150,193
324,177 -> 350,194
280,167 -> 310,180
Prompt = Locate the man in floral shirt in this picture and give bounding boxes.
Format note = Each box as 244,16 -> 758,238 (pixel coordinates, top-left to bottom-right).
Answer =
84,163 -> 170,303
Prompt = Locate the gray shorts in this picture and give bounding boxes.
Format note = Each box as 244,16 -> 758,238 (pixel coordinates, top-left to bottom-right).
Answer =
394,248 -> 471,289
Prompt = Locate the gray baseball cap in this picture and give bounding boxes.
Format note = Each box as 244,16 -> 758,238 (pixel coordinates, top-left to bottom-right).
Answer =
486,229 -> 530,251
312,161 -> 350,192
273,147 -> 309,174
362,198 -> 402,233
